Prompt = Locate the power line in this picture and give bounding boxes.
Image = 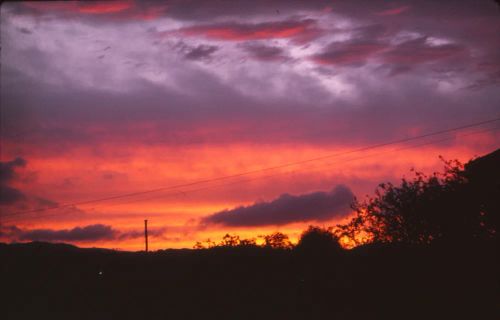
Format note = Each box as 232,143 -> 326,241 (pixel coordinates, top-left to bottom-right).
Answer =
2,117 -> 499,219
3,117 -> 499,218
3,125 -> 498,224
74,124 -> 500,211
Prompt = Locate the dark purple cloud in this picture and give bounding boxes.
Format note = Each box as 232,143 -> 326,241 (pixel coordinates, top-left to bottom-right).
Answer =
17,27 -> 32,35
0,158 -> 77,219
310,23 -> 390,66
312,41 -> 386,66
17,224 -> 116,242
0,225 -> 23,238
183,44 -> 219,61
0,224 -> 169,243
202,185 -> 354,226
0,158 -> 27,205
0,157 -> 27,183
117,227 -> 167,240
240,43 -> 288,61
0,185 -> 26,206
312,34 -> 465,69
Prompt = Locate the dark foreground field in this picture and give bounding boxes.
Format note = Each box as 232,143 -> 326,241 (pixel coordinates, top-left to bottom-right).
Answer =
0,241 -> 496,320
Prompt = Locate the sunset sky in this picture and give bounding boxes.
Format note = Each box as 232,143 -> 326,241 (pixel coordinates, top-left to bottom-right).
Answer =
1,0 -> 499,250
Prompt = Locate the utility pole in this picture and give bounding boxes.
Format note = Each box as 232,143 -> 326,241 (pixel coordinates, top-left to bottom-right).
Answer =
144,219 -> 149,252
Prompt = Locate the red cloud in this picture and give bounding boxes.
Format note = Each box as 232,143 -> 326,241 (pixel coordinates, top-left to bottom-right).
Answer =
174,20 -> 317,41
22,1 -> 165,20
376,6 -> 410,16
78,2 -> 133,14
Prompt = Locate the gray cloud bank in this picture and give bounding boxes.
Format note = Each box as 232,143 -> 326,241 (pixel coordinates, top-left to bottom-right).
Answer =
1,1 -> 499,160
1,1 -> 499,155
0,224 -> 168,243
19,224 -> 115,242
202,185 -> 354,226
0,224 -> 115,242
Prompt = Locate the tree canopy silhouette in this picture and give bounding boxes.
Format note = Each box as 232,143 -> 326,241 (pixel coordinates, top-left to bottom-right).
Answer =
262,231 -> 293,249
337,150 -> 499,246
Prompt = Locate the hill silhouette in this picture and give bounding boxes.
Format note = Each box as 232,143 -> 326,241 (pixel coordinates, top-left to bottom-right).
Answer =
1,149 -> 498,320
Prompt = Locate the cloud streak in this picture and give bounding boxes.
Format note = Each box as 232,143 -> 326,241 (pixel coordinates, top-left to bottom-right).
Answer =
173,19 -> 317,41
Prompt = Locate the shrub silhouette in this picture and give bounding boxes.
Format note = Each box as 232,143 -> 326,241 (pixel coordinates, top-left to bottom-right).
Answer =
295,226 -> 342,254
193,234 -> 258,249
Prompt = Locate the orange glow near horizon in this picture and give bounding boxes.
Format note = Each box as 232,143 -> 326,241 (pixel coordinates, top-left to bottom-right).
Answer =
1,129 -> 498,250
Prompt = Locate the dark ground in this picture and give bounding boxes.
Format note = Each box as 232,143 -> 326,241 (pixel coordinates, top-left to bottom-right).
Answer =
0,240 -> 497,320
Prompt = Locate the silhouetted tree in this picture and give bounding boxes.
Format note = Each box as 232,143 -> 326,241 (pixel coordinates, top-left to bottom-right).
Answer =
219,233 -> 241,247
337,153 -> 499,246
239,238 -> 257,247
463,149 -> 499,238
261,232 -> 293,249
193,238 -> 217,249
193,241 -> 205,249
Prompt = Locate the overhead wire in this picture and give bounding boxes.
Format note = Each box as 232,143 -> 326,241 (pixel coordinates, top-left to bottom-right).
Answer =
2,119 -> 498,223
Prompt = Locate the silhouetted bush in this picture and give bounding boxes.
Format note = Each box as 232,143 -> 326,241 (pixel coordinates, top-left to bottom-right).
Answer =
295,226 -> 342,255
193,234 -> 258,249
